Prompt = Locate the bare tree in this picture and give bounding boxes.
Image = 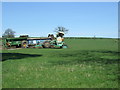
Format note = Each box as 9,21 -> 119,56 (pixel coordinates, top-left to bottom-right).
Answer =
54,26 -> 69,34
2,28 -> 16,38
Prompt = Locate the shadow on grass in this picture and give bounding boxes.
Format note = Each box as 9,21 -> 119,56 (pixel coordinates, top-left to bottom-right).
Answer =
1,53 -> 42,62
49,50 -> 119,65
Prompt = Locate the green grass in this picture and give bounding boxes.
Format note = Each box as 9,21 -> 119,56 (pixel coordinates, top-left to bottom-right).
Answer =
2,39 -> 119,88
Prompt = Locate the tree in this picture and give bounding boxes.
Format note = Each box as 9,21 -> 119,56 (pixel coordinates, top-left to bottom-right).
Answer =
54,26 -> 69,34
2,28 -> 16,38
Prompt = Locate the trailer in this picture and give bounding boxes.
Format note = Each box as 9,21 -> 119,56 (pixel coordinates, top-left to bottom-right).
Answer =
2,37 -> 27,48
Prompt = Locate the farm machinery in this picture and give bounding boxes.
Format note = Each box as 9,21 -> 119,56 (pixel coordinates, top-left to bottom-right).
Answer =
2,37 -> 28,49
34,32 -> 67,48
2,32 -> 68,49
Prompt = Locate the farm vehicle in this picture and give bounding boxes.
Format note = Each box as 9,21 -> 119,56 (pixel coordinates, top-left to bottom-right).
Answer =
2,32 -> 67,49
2,37 -> 28,48
27,38 -> 67,49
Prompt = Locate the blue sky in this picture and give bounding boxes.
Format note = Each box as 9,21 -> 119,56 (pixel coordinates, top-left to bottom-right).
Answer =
2,2 -> 118,38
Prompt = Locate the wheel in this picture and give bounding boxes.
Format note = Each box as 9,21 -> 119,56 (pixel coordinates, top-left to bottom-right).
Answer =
6,42 -> 10,47
50,45 -> 55,48
22,40 -> 28,48
43,41 -> 51,48
60,46 -> 63,48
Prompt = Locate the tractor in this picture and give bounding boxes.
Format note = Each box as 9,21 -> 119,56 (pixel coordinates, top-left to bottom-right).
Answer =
31,32 -> 68,49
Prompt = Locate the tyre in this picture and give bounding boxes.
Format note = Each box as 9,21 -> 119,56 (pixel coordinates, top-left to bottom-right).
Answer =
43,41 -> 51,48
60,46 -> 63,48
22,40 -> 28,48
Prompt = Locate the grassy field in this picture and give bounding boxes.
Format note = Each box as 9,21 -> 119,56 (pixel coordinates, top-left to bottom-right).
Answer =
2,39 -> 119,88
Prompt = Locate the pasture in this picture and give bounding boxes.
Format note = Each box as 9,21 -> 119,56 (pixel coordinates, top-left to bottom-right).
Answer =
2,38 -> 119,88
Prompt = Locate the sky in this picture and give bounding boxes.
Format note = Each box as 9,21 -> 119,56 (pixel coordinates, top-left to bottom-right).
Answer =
2,2 -> 118,38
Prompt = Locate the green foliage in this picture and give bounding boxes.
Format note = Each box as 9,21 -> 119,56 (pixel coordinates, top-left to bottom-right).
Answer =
2,39 -> 119,88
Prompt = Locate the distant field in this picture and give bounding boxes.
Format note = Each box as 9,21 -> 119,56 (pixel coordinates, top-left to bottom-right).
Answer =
2,38 -> 119,88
